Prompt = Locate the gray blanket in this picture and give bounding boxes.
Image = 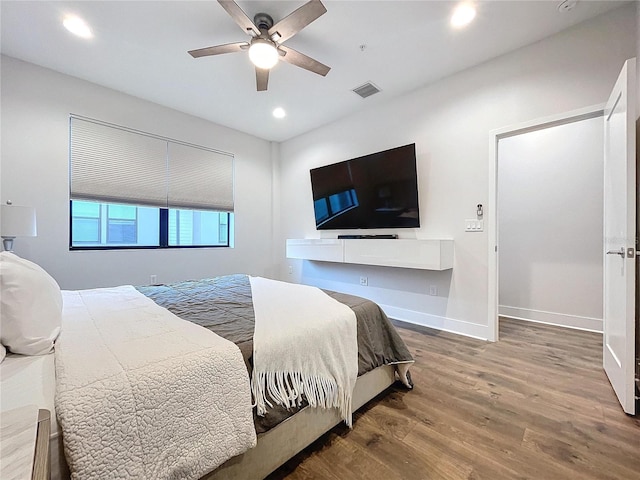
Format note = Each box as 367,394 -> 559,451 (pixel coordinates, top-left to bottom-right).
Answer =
137,274 -> 412,433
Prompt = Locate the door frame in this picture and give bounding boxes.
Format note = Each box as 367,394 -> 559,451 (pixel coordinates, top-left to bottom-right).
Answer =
487,104 -> 605,342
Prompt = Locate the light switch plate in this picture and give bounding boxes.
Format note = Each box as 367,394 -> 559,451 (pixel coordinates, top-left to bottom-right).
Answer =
465,219 -> 484,232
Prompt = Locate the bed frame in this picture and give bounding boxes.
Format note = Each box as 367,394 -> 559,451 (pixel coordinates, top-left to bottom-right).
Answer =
204,365 -> 396,480
46,365 -> 396,480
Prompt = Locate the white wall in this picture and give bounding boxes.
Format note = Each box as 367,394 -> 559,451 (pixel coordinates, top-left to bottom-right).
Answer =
276,5 -> 636,339
498,117 -> 604,332
0,55 -> 275,289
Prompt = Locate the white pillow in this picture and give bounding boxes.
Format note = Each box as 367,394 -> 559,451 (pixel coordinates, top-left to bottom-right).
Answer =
0,343 -> 5,363
0,252 -> 62,355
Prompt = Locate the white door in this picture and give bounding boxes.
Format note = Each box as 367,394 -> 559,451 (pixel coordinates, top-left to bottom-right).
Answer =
603,58 -> 636,415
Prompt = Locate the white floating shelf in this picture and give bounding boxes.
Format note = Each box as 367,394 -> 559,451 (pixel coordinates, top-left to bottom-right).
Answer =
286,238 -> 453,271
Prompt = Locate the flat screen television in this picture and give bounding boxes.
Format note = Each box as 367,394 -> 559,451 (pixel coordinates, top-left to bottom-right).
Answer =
310,143 -> 420,230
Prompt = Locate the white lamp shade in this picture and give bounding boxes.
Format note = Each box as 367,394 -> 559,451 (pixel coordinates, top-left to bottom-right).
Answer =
1,205 -> 37,237
249,40 -> 278,69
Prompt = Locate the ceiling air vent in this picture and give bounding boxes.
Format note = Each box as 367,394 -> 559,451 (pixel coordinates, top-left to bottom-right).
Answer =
352,82 -> 381,99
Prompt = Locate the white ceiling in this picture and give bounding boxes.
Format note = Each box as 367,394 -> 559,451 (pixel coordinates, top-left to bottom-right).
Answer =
0,1 -> 627,142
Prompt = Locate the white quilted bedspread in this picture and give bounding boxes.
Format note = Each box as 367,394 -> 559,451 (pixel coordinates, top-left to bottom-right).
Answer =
55,286 -> 256,480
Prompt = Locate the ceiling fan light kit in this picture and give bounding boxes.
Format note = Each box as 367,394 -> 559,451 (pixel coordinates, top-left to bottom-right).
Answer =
189,0 -> 330,91
248,39 -> 278,69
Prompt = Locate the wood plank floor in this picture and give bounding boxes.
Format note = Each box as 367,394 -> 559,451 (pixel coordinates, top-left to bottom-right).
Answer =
268,318 -> 640,480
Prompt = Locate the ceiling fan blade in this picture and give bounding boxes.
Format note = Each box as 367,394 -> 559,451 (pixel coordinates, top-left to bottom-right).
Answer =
218,0 -> 260,37
268,0 -> 326,44
188,42 -> 249,58
256,67 -> 269,91
278,45 -> 330,76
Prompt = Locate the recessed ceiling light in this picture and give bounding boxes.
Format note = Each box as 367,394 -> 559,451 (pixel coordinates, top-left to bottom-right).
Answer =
273,107 -> 286,119
63,15 -> 93,39
451,3 -> 476,29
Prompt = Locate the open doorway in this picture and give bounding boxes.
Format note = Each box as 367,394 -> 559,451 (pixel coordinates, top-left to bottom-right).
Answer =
487,105 -> 605,342
488,59 -> 637,415
497,115 -> 605,332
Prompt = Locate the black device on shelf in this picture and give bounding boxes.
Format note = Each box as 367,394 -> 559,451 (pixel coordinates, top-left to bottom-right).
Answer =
337,234 -> 398,239
310,143 -> 420,230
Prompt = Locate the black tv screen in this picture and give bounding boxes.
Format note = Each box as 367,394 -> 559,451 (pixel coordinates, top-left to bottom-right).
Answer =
310,143 -> 420,230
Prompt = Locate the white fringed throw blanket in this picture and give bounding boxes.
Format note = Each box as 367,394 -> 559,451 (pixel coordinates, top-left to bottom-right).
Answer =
55,286 -> 256,480
249,277 -> 358,426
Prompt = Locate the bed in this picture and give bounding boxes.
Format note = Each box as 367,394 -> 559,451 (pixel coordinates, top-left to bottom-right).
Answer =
1,255 -> 412,480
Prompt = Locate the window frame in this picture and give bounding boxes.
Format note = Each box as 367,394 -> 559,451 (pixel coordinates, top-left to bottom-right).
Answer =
69,201 -> 231,250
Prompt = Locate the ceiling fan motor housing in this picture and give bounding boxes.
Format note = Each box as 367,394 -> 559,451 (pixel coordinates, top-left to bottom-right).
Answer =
253,13 -> 274,32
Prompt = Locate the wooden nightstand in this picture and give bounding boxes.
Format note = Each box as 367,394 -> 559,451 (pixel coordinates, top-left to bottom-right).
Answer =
0,406 -> 50,480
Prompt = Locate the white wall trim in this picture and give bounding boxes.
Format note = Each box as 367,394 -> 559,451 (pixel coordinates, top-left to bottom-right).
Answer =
487,103 -> 606,344
490,103 -> 605,139
296,277 -> 489,340
488,133 -> 499,342
499,305 -> 603,333
379,304 -> 490,341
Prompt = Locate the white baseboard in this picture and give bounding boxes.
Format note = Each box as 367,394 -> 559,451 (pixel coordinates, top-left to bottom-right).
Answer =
379,304 -> 490,341
300,277 -> 491,341
499,305 -> 602,333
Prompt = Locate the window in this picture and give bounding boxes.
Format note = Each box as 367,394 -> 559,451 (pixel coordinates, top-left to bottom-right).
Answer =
69,116 -> 234,250
71,201 -> 101,243
107,204 -> 137,244
70,201 -> 230,248
168,209 -> 228,246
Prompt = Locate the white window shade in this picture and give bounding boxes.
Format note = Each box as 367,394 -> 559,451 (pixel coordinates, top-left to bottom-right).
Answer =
70,117 -> 168,207
70,116 -> 234,211
168,143 -> 234,211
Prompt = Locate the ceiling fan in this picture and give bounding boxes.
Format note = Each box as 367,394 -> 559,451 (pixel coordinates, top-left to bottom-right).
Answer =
188,0 -> 331,91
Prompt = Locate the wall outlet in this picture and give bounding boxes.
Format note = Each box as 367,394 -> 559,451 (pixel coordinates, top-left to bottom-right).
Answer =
465,219 -> 484,232
288,265 -> 293,275
360,276 -> 368,286
150,274 -> 157,284
428,285 -> 438,296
